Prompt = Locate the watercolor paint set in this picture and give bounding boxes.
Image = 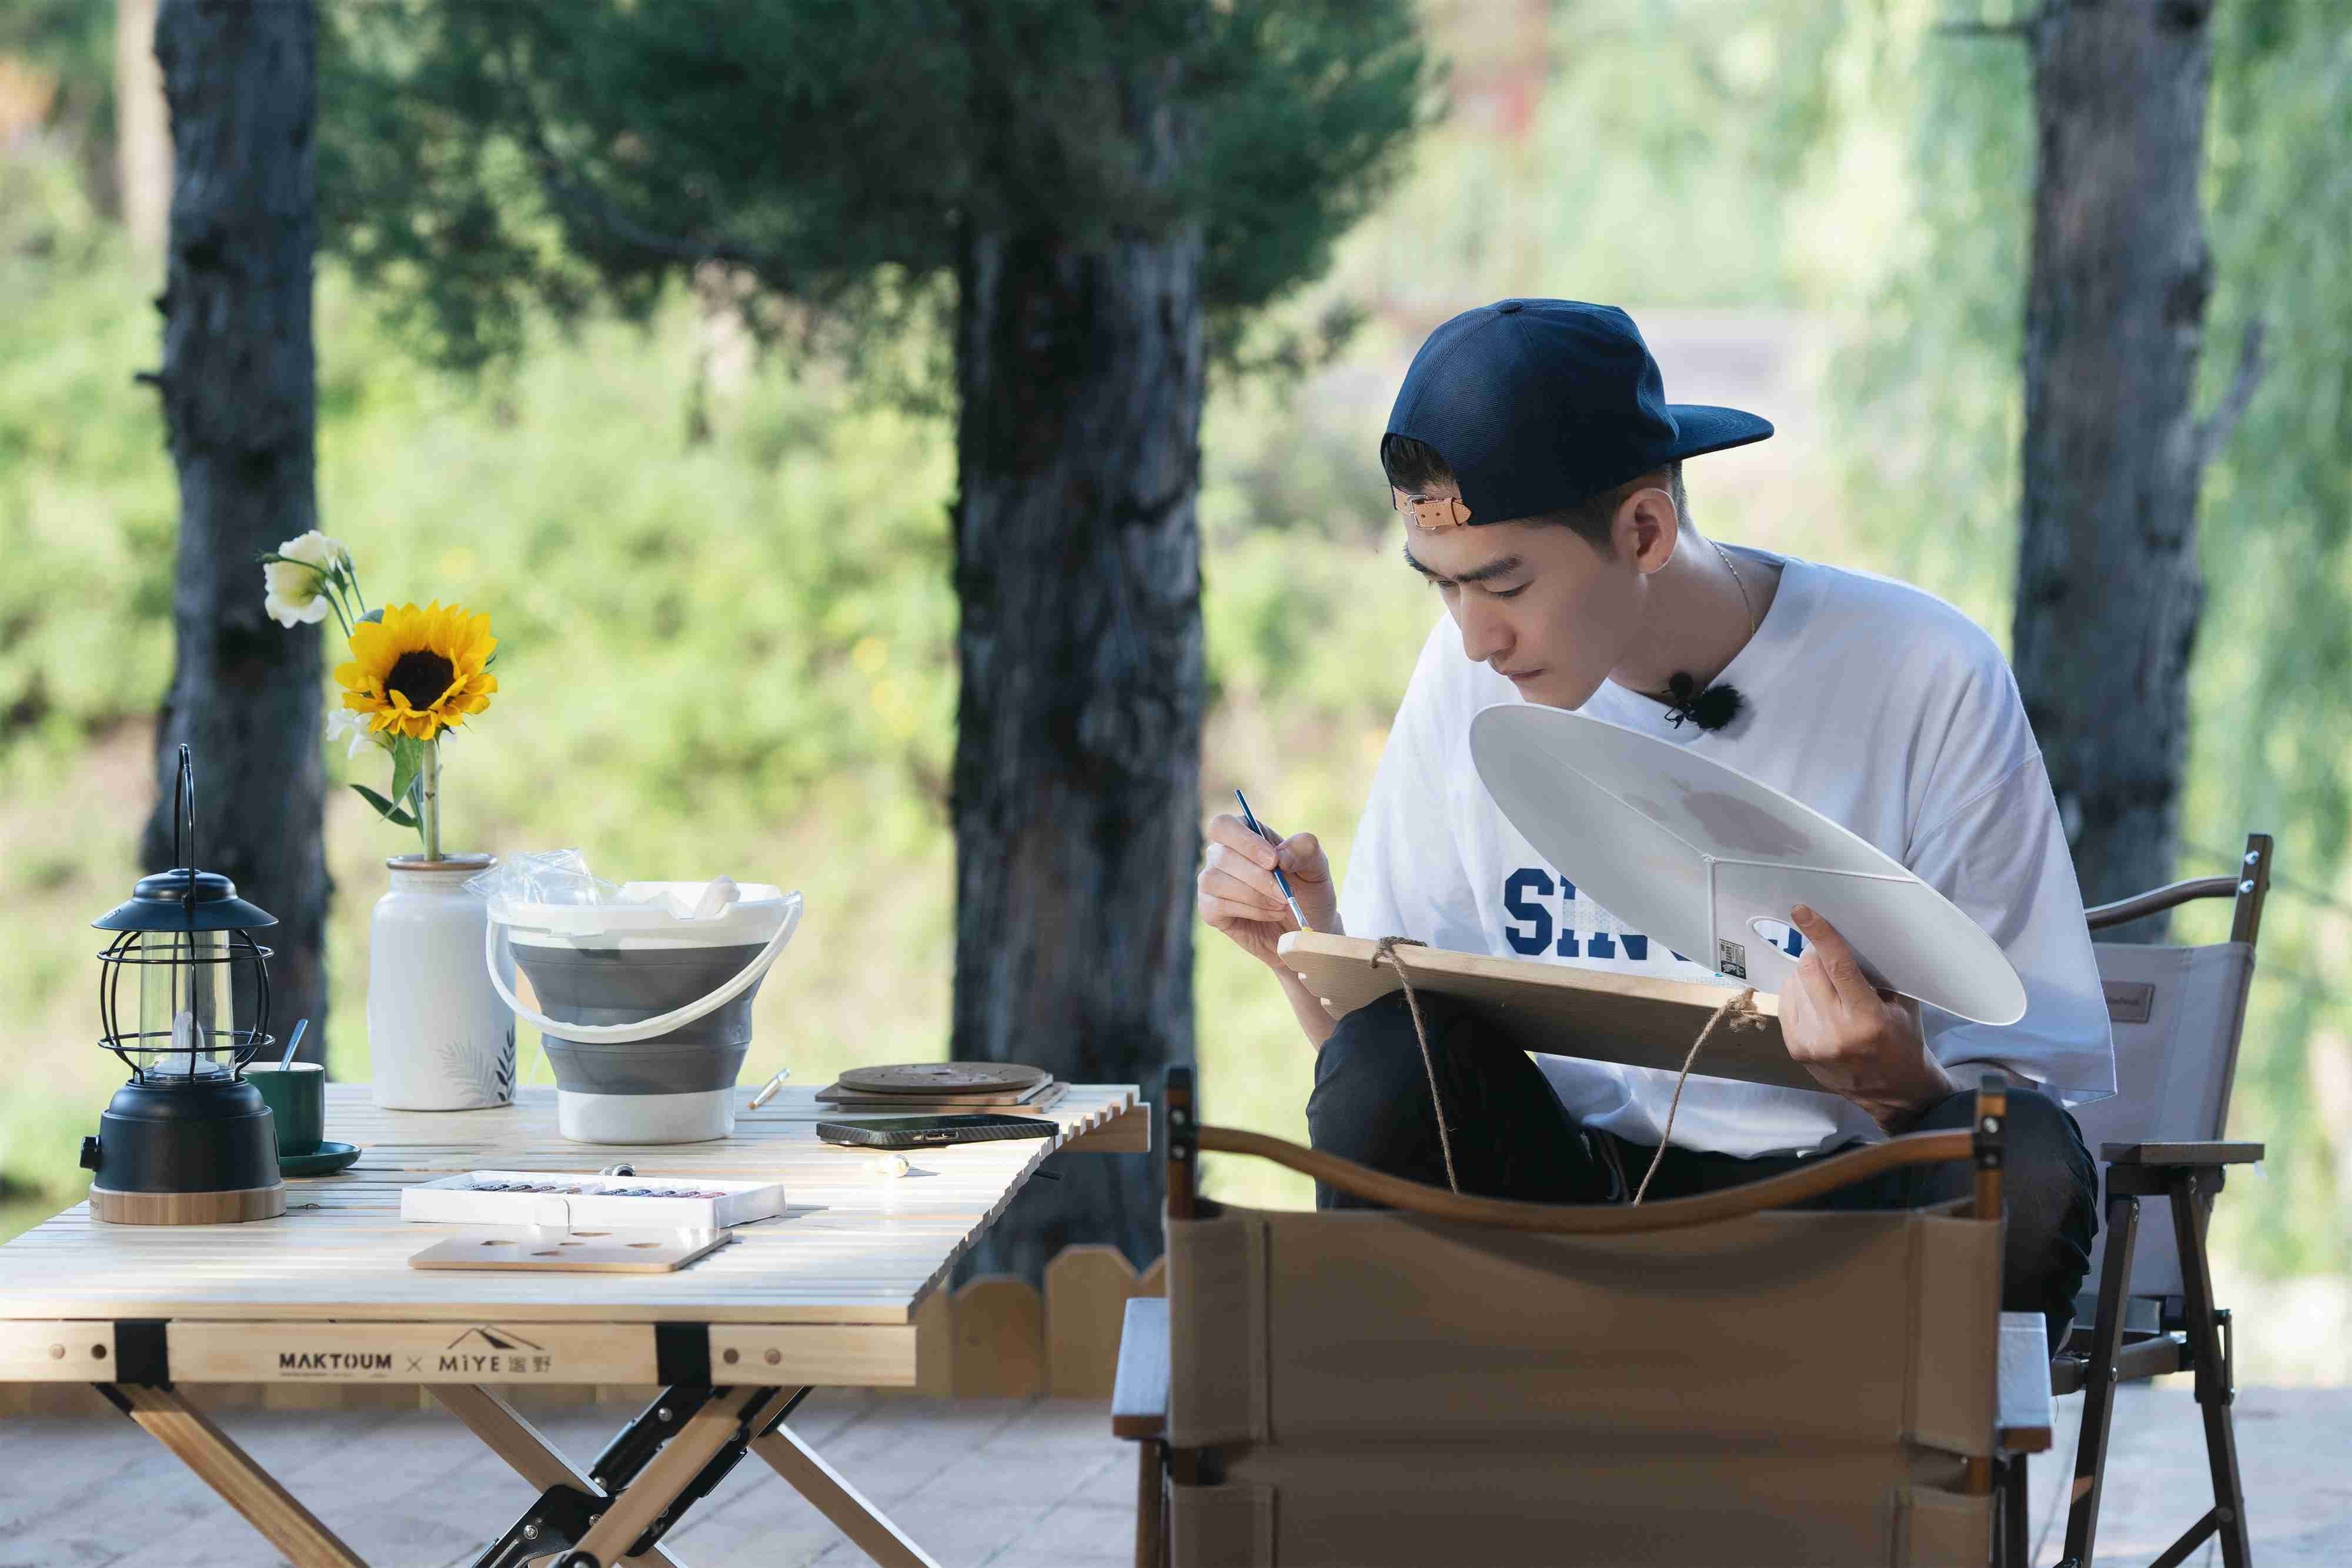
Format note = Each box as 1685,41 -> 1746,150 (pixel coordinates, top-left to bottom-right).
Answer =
400,1169 -> 786,1229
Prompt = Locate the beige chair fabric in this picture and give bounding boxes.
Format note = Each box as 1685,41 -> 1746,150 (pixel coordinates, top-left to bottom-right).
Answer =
2072,941 -> 2256,1300
1165,1201 -> 2003,1567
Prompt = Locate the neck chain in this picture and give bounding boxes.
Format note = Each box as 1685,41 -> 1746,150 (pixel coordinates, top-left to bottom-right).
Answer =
1647,540 -> 1759,733
1712,537 -> 1757,637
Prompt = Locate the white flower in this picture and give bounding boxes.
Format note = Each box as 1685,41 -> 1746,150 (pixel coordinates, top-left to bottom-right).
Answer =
261,531 -> 351,628
280,530 -> 350,573
323,706 -> 385,759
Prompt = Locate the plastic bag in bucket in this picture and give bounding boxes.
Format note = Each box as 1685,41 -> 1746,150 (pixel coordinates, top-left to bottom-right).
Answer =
470,852 -> 802,1144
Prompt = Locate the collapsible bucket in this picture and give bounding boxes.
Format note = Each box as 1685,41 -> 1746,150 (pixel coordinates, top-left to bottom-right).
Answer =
482,880 -> 801,1144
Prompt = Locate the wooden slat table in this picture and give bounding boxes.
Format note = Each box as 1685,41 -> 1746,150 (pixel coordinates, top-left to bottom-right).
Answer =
0,1082 -> 1146,1568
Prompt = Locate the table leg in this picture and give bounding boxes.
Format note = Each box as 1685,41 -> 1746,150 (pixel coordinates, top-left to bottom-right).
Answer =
430,1385 -> 688,1568
749,1423 -> 944,1568
572,1386 -> 786,1565
99,1382 -> 365,1568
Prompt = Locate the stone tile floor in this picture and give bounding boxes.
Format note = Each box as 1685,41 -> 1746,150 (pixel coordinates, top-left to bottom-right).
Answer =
2,1385 -> 2346,1566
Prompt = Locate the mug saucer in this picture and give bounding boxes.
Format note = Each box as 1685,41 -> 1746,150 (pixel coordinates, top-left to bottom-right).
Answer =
280,1141 -> 362,1178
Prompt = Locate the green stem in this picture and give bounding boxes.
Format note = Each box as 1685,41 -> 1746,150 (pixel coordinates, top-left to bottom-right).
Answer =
419,737 -> 442,859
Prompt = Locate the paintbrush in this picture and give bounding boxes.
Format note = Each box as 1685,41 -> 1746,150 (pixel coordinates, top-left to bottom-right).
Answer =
1234,788 -> 1314,933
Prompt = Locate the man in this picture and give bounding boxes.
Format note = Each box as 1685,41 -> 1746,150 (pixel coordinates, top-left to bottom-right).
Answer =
1197,299 -> 2110,1343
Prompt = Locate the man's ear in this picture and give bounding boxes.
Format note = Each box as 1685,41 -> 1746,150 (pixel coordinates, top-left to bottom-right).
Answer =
1612,485 -> 1681,574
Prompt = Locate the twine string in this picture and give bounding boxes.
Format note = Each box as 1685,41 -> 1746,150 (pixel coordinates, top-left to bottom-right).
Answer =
1369,937 -> 1458,1194
1629,986 -> 1767,1205
1368,936 -> 1768,1206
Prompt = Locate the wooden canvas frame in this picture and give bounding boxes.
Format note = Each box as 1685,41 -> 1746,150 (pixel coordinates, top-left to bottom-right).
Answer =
1276,930 -> 1806,1090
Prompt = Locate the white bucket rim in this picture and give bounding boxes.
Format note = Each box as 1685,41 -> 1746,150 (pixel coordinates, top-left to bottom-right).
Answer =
493,881 -> 794,942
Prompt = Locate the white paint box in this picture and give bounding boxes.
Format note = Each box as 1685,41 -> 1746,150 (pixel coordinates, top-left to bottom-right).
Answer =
400,1170 -> 786,1230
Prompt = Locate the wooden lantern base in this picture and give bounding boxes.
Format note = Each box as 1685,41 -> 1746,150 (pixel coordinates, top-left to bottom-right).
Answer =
88,1183 -> 286,1226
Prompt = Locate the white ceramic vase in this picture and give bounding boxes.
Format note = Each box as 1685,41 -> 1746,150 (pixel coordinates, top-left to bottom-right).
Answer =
368,853 -> 517,1111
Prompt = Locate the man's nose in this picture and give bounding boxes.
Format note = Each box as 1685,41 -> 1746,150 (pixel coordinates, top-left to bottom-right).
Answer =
1456,596 -> 1512,665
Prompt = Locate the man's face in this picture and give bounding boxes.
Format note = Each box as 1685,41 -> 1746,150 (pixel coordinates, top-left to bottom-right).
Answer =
1401,497 -> 1651,710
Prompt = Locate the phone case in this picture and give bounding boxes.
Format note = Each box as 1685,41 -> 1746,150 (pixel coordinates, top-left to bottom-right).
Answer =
815,1115 -> 1057,1149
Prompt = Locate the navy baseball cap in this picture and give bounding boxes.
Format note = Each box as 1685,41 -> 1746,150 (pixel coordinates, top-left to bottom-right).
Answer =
1384,299 -> 1773,528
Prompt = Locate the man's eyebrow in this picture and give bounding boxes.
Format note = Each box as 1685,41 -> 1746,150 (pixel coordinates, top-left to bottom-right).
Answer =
1400,546 -> 1528,586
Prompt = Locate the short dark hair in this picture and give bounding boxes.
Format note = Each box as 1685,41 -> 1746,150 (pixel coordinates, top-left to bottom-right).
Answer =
1379,433 -> 1685,551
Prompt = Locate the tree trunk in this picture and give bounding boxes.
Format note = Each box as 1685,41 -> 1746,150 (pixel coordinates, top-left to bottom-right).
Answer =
949,183 -> 1206,1277
142,0 -> 329,1064
2013,0 -> 2230,939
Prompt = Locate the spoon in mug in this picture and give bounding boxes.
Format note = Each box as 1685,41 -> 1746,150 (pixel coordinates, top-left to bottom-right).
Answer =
279,1018 -> 308,1070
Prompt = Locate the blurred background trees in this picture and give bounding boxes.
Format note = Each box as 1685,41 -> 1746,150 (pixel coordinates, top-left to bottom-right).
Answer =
306,0 -> 1421,1275
2,0 -> 2348,1366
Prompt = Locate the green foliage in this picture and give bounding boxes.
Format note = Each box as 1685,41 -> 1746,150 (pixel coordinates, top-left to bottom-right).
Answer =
319,0 -> 1429,382
0,154 -> 175,757
0,0 -> 115,156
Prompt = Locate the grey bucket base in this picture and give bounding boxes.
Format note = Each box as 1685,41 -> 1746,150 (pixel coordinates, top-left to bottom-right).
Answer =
556,1088 -> 735,1145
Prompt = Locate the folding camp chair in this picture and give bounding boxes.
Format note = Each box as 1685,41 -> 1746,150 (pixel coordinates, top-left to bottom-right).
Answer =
1114,1066 -> 2055,1567
2023,830 -> 2273,1568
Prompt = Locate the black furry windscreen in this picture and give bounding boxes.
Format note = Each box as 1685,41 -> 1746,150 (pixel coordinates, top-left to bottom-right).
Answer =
1664,671 -> 1744,733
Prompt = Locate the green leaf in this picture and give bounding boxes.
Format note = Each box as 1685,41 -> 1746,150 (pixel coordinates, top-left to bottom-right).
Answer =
350,783 -> 419,828
387,734 -> 425,805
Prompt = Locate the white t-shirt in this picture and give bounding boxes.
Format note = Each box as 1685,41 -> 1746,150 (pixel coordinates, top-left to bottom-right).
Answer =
1337,548 -> 2115,1158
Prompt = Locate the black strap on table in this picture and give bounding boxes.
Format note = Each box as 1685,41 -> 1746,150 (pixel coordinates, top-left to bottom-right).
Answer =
653,1321 -> 710,1385
115,1319 -> 169,1385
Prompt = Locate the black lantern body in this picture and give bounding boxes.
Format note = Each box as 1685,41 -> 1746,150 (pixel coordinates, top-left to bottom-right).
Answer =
78,747 -> 286,1225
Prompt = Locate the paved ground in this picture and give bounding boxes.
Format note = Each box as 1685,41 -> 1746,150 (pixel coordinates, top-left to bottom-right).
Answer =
2,1385 -> 2346,1566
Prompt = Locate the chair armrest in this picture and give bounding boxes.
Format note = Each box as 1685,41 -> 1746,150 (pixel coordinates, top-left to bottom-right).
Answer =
1197,1123 -> 1980,1233
1999,1312 -> 2053,1454
2101,1141 -> 2264,1166
1111,1296 -> 1169,1440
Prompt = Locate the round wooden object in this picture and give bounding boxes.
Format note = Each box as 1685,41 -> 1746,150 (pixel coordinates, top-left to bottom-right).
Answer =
835,1063 -> 1050,1097
88,1183 -> 286,1226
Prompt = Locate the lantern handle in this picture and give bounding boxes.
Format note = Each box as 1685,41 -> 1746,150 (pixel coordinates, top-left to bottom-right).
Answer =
172,743 -> 197,875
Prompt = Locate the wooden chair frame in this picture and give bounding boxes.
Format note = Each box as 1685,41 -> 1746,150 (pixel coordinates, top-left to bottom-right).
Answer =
2026,830 -> 2273,1568
1116,1067 -> 2026,1568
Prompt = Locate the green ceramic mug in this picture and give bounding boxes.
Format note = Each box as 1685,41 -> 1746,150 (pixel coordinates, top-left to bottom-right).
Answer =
246,1063 -> 325,1158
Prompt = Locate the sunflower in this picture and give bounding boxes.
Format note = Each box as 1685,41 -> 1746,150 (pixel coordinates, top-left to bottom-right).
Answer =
334,601 -> 498,741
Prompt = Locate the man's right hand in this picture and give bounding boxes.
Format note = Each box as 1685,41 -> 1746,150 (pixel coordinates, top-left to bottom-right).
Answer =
1197,812 -> 1341,971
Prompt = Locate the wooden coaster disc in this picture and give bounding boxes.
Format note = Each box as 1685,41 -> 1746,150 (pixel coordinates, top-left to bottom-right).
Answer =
836,1062 -> 1050,1097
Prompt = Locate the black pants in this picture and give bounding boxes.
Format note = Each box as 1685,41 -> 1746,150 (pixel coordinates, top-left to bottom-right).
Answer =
1305,990 -> 2100,1348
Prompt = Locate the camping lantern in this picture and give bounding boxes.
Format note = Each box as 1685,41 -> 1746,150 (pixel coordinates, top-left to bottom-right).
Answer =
78,745 -> 286,1224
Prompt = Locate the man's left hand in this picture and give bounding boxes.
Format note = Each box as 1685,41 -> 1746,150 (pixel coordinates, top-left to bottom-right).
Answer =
1778,904 -> 1952,1132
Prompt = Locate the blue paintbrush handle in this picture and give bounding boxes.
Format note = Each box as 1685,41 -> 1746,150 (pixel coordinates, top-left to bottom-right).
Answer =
1234,788 -> 1314,932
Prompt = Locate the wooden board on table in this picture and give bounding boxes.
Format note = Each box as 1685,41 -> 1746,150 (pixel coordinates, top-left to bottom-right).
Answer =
409,1228 -> 734,1273
836,1063 -> 1050,1096
816,1081 -> 1067,1111
1277,930 -> 1810,1092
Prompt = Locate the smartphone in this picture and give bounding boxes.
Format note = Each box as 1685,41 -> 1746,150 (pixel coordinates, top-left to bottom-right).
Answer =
815,1114 -> 1058,1149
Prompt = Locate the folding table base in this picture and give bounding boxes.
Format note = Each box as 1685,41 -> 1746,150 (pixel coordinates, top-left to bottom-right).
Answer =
99,1379 -> 945,1568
